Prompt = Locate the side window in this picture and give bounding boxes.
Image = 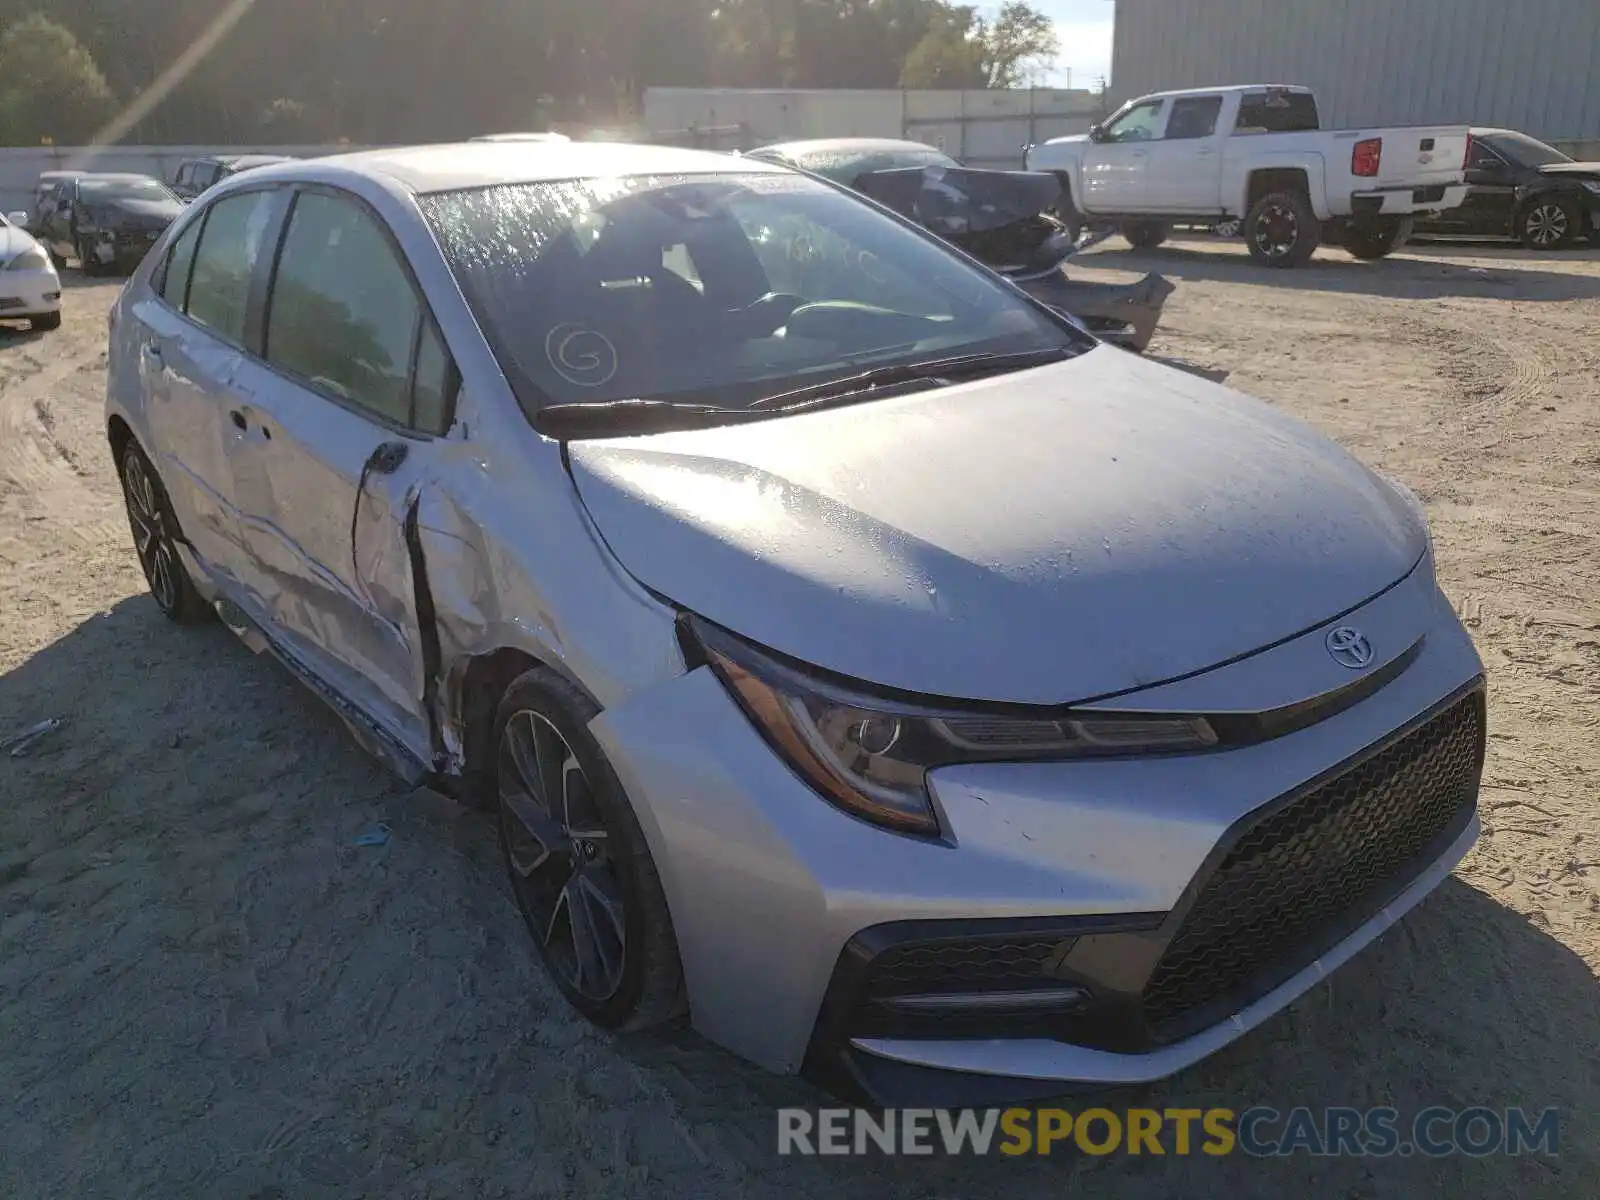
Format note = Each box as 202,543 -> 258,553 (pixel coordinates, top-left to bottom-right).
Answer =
174,164 -> 193,189
1235,89 -> 1320,134
185,190 -> 280,343
1102,100 -> 1164,143
160,219 -> 203,309
198,164 -> 222,188
411,315 -> 456,436
1165,96 -> 1223,141
265,191 -> 439,429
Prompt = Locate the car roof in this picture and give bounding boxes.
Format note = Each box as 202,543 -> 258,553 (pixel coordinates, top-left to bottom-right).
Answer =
224,154 -> 296,168
750,137 -> 945,159
273,141 -> 788,194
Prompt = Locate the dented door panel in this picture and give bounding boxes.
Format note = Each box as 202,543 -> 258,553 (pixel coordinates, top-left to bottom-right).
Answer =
223,356 -> 435,760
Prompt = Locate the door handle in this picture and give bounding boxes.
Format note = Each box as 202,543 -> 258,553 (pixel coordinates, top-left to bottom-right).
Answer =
229,410 -> 248,431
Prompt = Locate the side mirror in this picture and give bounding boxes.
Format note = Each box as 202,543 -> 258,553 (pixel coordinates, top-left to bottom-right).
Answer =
1088,124 -> 1108,144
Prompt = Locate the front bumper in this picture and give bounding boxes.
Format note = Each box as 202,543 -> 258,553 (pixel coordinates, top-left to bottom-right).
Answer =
0,267 -> 62,317
589,570 -> 1485,1100
85,227 -> 164,267
1351,183 -> 1470,216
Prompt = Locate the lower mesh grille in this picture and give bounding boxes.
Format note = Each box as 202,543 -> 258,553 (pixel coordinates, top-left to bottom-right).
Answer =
1142,691 -> 1484,1035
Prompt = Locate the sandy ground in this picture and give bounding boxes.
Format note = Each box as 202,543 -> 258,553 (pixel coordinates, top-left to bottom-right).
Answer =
1,240 -> 1597,1198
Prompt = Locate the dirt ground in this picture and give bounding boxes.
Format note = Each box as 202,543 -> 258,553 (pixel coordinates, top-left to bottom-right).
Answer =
1,238 -> 1597,1199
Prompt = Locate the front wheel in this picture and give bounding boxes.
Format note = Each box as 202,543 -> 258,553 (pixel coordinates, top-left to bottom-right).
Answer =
1344,217 -> 1412,260
1120,220 -> 1169,249
1244,190 -> 1320,267
494,668 -> 684,1032
1517,197 -> 1578,250
119,441 -> 209,623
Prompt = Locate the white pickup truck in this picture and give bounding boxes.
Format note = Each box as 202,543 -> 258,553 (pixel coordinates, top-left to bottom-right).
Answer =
1026,84 -> 1471,266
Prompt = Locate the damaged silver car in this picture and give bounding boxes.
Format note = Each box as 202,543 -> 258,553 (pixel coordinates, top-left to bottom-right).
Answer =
744,137 -> 1174,352
107,143 -> 1486,1106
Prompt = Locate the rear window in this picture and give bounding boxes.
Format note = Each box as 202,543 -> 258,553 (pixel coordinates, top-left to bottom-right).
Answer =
1234,89 -> 1319,135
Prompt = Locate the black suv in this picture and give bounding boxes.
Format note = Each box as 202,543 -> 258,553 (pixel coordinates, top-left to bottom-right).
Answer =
170,154 -> 295,201
36,174 -> 185,275
1416,128 -> 1600,249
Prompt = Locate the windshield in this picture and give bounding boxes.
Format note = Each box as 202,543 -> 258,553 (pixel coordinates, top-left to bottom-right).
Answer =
1481,131 -> 1572,169
79,178 -> 176,203
420,172 -> 1082,415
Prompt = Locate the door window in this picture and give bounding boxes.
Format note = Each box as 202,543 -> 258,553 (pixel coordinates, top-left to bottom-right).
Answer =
1101,100 -> 1164,143
265,190 -> 452,432
174,164 -> 193,189
1165,96 -> 1223,141
185,190 -> 281,344
160,219 -> 203,309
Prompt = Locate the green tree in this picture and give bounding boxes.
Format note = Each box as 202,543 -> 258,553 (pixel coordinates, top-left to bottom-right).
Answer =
900,1 -> 1057,89
0,13 -> 115,144
974,0 -> 1058,88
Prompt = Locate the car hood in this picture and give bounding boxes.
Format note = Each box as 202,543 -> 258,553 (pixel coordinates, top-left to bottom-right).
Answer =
1538,161 -> 1600,179
0,224 -> 40,261
566,347 -> 1426,704
88,199 -> 182,226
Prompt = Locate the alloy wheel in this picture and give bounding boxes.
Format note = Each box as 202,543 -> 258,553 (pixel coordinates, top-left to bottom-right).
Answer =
498,709 -> 628,1002
1523,203 -> 1568,246
1253,203 -> 1297,260
122,452 -> 179,612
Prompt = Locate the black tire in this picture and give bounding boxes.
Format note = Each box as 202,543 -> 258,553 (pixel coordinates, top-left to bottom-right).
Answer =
1344,218 -> 1412,261
118,440 -> 210,623
493,668 -> 684,1032
1244,190 -> 1320,267
1048,174 -> 1084,240
1517,196 -> 1579,250
1120,220 -> 1169,249
77,238 -> 105,277
28,312 -> 62,332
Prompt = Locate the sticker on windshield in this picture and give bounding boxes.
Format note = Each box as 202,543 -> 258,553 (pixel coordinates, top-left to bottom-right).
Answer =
545,323 -> 619,387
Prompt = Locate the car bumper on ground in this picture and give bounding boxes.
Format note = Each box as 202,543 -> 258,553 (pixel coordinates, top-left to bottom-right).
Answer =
589,570 -> 1486,1104
1351,183 -> 1471,217
0,268 -> 62,317
85,228 -> 164,268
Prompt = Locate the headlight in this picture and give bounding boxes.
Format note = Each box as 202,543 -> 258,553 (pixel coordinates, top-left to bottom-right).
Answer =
686,616 -> 1217,838
1581,180 -> 1600,196
3,245 -> 49,272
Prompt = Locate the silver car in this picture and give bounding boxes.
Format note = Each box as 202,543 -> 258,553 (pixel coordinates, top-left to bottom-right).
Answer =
105,143 -> 1486,1105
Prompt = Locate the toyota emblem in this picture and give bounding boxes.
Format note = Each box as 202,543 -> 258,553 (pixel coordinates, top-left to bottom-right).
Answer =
1325,626 -> 1374,669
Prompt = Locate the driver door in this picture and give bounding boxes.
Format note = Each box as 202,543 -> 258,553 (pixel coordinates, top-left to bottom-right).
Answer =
1081,99 -> 1167,212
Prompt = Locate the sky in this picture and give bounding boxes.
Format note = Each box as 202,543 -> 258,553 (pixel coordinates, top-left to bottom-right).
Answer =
1028,0 -> 1115,90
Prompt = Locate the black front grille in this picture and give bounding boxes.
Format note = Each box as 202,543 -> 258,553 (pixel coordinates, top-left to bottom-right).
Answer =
1142,691 -> 1484,1036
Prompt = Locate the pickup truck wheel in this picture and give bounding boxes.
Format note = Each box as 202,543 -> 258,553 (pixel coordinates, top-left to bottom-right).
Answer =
1120,220 -> 1169,249
1049,176 -> 1084,240
1344,218 -> 1412,260
1517,197 -> 1577,250
1244,191 -> 1320,267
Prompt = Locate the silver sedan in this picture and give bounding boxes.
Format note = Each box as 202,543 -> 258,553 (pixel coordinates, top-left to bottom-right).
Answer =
104,142 -> 1486,1105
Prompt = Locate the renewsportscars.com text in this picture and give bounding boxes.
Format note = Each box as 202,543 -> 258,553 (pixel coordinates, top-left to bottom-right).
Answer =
777,1106 -> 1561,1158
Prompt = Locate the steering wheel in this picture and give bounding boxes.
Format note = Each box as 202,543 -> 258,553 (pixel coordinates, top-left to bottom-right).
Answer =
725,291 -> 806,337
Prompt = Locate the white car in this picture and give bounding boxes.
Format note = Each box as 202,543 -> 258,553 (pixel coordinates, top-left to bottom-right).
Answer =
105,143 -> 1486,1105
0,210 -> 62,332
1027,84 -> 1472,265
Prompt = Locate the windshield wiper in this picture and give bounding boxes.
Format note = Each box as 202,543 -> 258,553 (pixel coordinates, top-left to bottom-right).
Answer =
532,346 -> 1080,439
746,346 -> 1076,411
532,398 -> 765,440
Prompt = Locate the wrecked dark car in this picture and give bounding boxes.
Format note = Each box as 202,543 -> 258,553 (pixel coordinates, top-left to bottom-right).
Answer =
744,138 -> 1173,352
